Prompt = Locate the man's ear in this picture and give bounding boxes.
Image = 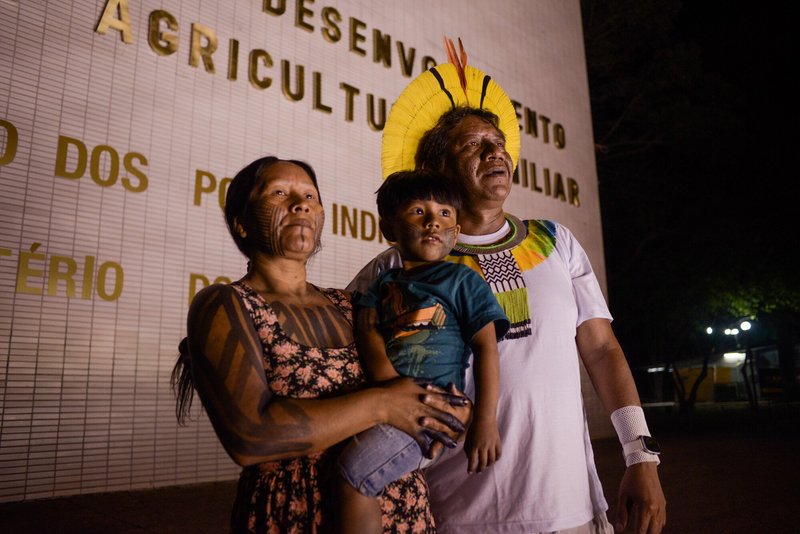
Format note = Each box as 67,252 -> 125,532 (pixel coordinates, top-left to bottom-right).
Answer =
420,159 -> 449,174
379,218 -> 396,243
452,223 -> 461,243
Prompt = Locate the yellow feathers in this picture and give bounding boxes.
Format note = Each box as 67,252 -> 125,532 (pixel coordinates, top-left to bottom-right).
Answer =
382,59 -> 521,178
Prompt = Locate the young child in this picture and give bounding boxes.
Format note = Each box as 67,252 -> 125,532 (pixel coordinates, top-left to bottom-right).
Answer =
336,170 -> 509,532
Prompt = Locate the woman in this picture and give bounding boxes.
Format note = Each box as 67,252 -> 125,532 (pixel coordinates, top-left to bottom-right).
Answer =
172,156 -> 467,533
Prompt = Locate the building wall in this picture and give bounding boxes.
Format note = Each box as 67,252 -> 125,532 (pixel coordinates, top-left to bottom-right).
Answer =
0,0 -> 608,502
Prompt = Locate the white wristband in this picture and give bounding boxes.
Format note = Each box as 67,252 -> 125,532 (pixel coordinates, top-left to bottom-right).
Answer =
610,406 -> 660,467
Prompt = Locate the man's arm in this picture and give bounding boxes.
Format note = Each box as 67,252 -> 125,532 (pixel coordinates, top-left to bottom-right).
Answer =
355,306 -> 400,383
576,318 -> 666,534
346,247 -> 403,293
464,322 -> 501,473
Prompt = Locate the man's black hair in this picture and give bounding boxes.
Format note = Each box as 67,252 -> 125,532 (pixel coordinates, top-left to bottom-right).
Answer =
415,106 -> 502,171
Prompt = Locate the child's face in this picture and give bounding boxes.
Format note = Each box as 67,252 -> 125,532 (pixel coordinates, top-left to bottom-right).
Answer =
385,197 -> 461,268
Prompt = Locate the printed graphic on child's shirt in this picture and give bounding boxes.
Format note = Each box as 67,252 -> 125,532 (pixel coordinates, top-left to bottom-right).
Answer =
380,283 -> 447,378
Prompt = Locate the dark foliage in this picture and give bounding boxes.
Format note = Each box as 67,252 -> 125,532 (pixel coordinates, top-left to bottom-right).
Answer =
581,0 -> 800,367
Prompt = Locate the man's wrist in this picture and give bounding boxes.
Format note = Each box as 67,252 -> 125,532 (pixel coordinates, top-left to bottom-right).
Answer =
625,451 -> 660,466
622,435 -> 661,456
611,406 -> 661,466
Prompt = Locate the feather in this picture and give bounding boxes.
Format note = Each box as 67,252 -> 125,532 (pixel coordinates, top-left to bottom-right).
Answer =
444,36 -> 458,66
443,36 -> 469,104
458,37 -> 468,70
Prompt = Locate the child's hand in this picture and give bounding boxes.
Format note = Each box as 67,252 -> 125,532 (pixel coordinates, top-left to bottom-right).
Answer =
464,419 -> 502,473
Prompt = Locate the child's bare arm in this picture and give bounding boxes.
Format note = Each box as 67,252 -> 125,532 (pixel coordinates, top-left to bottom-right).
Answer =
355,307 -> 400,383
465,321 -> 501,473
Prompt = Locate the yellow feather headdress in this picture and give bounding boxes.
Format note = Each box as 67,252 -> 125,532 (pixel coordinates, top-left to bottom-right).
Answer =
381,37 -> 520,178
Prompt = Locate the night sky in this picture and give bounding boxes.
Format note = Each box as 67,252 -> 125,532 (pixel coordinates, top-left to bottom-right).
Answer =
581,1 -> 798,368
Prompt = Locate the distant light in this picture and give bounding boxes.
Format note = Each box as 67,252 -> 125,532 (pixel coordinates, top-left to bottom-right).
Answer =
731,328 -> 739,335
647,366 -> 666,373
706,327 -> 713,335
723,352 -> 746,363
740,321 -> 752,331
724,328 -> 731,335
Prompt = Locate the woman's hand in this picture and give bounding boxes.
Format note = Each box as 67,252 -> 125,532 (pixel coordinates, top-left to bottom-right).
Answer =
421,382 -> 473,459
377,378 -> 468,457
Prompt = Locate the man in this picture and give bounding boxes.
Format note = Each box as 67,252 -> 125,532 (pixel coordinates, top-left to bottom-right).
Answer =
349,58 -> 666,534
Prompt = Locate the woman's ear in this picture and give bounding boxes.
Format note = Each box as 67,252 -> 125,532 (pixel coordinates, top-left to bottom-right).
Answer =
234,217 -> 247,239
379,218 -> 396,243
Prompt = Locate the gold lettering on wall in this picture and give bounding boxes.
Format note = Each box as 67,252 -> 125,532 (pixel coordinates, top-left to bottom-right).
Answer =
313,72 -> 332,113
331,203 -> 385,243
17,243 -> 44,295
82,255 -> 95,299
567,178 -> 580,207
148,10 -> 179,56
48,255 -> 78,297
54,135 -> 84,179
373,29 -> 391,68
513,158 -> 581,207
189,273 -> 233,304
512,100 -> 567,150
281,60 -> 305,101
366,94 -> 386,131
349,17 -> 367,56
321,7 -> 342,43
54,135 -> 148,192
90,144 -> 120,187
262,0 -> 287,16
88,3 -> 586,207
554,123 -> 566,149
1,243 -> 125,300
228,39 -> 239,80
396,41 -> 415,77
91,7 -> 444,130
249,49 -> 273,89
190,23 -> 218,73
340,82 -> 359,122
193,169 -> 231,210
122,152 -> 149,192
95,0 -> 133,44
295,0 -> 315,32
96,261 -> 125,301
0,119 -> 18,166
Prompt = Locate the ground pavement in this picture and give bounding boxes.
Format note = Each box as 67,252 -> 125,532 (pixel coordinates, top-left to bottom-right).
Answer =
1,402 -> 798,533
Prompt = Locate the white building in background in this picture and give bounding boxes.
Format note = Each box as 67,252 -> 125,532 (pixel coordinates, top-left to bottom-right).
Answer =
0,0 -> 606,501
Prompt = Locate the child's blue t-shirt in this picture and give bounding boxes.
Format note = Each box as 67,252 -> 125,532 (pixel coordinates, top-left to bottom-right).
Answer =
354,261 -> 509,390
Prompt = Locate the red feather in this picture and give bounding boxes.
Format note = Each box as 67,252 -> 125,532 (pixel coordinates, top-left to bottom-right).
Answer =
444,36 -> 469,104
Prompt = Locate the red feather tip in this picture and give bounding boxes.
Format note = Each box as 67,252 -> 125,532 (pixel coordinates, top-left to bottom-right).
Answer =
444,36 -> 469,104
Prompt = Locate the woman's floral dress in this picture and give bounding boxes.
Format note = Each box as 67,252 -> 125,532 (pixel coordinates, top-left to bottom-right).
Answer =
229,282 -> 435,533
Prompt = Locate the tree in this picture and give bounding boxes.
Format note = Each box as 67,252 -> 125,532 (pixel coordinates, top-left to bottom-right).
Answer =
581,0 -> 800,400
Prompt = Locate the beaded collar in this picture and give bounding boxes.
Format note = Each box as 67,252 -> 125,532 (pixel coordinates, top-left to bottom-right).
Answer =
452,214 -> 528,255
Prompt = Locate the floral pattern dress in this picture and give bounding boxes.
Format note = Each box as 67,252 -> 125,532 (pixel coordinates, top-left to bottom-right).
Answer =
229,282 -> 435,534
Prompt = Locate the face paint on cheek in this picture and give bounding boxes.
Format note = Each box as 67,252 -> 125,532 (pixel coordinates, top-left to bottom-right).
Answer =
397,219 -> 425,239
442,225 -> 459,248
251,202 -> 287,257
314,211 -> 325,251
